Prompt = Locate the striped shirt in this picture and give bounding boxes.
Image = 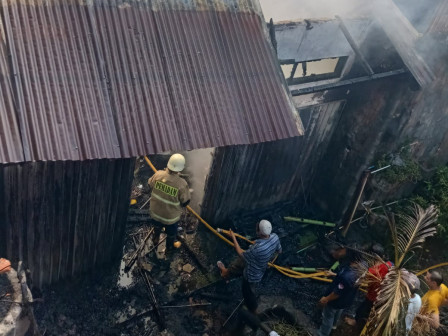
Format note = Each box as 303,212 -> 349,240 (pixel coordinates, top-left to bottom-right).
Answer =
243,233 -> 282,283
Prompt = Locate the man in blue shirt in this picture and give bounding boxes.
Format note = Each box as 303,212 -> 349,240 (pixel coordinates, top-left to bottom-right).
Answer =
218,220 -> 282,313
318,248 -> 359,336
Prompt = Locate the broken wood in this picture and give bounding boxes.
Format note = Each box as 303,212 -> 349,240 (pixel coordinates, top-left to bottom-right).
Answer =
147,236 -> 167,255
188,277 -> 238,296
196,292 -> 234,302
160,303 -> 211,309
296,242 -> 317,254
178,236 -> 209,273
342,170 -> 371,236
139,198 -> 150,209
140,268 -> 165,329
125,227 -> 154,273
130,235 -> 165,330
336,15 -> 374,76
223,299 -> 244,327
284,217 -> 336,227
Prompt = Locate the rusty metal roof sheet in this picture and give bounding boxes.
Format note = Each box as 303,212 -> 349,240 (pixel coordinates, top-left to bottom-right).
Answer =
0,0 -> 302,163
0,33 -> 24,163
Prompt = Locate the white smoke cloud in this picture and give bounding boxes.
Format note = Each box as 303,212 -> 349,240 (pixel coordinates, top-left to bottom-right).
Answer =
182,148 -> 215,211
259,0 -> 368,22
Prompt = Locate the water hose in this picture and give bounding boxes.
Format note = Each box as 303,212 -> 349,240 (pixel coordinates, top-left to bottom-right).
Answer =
217,228 -> 254,245
416,262 -> 448,276
143,156 -> 331,283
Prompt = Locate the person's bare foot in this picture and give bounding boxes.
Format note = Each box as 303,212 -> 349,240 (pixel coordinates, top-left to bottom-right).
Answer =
217,261 -> 230,279
345,317 -> 357,326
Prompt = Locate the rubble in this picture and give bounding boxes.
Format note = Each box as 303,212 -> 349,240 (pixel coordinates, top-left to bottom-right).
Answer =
182,264 -> 195,273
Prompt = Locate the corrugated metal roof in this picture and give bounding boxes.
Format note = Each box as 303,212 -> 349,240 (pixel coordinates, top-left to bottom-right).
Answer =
276,19 -> 370,62
0,0 -> 302,163
0,26 -> 24,163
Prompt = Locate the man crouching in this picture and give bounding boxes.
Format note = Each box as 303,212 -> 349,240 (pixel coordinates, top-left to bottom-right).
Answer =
217,220 -> 282,313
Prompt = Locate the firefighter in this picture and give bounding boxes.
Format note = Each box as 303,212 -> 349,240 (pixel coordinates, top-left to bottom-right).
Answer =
148,154 -> 191,253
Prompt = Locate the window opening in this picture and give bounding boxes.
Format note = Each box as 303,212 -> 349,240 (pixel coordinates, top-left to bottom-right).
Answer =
280,57 -> 348,85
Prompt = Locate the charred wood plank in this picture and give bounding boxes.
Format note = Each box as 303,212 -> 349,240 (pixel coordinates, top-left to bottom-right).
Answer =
178,236 -> 209,273
291,69 -> 408,96
124,227 -> 154,273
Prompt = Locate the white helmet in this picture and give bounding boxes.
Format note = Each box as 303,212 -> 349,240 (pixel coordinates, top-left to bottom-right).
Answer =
167,153 -> 185,172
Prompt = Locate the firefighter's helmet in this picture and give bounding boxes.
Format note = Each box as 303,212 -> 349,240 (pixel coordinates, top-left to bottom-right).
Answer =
167,153 -> 185,172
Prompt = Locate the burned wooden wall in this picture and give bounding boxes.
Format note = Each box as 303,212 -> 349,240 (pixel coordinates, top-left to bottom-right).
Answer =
0,159 -> 134,288
312,37 -> 448,219
201,101 -> 344,226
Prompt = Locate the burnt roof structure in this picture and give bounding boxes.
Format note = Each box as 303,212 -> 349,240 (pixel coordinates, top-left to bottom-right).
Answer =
0,0 -> 303,164
275,19 -> 370,62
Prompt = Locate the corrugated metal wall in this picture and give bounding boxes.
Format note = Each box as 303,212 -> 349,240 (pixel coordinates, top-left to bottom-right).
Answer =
0,159 -> 134,287
201,101 -> 344,226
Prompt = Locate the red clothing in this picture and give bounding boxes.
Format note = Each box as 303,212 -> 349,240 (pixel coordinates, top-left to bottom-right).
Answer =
366,261 -> 393,302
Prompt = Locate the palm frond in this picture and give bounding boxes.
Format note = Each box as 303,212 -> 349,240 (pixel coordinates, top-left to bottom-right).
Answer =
384,208 -> 399,265
396,204 -> 438,267
365,268 -> 410,336
363,204 -> 439,336
352,252 -> 386,287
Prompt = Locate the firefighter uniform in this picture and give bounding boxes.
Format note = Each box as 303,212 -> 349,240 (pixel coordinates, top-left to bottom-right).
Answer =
148,168 -> 190,247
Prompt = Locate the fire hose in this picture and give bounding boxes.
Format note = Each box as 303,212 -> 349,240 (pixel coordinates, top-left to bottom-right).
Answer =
143,156 -> 331,283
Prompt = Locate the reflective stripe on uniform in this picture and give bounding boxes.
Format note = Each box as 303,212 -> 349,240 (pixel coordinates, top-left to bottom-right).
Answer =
151,211 -> 180,223
152,192 -> 180,206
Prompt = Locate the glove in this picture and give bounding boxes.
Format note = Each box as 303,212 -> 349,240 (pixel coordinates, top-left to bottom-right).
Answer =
269,331 -> 280,336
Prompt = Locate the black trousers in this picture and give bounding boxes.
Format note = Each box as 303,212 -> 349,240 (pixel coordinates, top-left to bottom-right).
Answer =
355,299 -> 374,332
242,278 -> 259,313
152,220 -> 179,249
225,257 -> 260,313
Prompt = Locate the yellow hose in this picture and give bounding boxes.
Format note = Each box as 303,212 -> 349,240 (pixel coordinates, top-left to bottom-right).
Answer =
416,262 -> 448,276
144,156 -> 329,283
218,228 -> 254,245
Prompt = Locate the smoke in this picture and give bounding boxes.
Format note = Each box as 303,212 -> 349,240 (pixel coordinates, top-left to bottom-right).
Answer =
182,148 -> 215,212
261,0 -> 447,77
259,0 -> 368,22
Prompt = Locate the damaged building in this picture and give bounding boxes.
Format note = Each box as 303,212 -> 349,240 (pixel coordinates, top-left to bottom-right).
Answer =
202,0 -> 448,227
0,0 -> 448,335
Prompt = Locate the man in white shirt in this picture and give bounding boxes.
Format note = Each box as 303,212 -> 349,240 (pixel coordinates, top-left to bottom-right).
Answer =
404,271 -> 421,335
